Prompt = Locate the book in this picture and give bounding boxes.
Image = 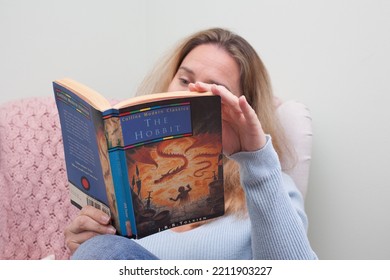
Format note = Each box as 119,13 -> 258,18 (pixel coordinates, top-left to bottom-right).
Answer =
53,78 -> 224,238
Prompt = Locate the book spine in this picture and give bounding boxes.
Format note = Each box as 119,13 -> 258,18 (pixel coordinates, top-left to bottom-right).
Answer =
108,150 -> 135,237
104,109 -> 137,237
117,152 -> 138,237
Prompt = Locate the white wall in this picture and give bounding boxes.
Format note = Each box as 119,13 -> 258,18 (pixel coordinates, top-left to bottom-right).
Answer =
1,0 -> 390,259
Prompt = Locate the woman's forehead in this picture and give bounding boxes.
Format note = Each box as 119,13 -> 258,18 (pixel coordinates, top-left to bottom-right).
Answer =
180,44 -> 241,95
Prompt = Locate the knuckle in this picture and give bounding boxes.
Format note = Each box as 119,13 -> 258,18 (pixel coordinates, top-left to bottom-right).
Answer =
77,215 -> 90,230
80,205 -> 94,215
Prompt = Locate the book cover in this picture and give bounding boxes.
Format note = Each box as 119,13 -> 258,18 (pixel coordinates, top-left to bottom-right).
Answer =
53,79 -> 224,239
113,96 -> 224,238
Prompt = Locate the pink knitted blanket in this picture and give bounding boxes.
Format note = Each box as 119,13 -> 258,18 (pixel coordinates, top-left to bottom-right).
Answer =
0,97 -> 77,260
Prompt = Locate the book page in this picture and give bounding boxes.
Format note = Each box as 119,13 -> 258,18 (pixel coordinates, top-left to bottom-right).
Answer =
112,91 -> 213,110
54,78 -> 213,112
54,78 -> 112,111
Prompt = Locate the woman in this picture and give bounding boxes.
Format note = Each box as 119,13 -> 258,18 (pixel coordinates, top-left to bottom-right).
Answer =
66,27 -> 317,260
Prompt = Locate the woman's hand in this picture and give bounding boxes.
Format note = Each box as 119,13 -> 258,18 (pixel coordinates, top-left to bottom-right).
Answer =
189,82 -> 267,156
64,205 -> 116,255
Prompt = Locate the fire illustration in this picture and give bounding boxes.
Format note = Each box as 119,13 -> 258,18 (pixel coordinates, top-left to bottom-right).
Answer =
126,133 -> 221,207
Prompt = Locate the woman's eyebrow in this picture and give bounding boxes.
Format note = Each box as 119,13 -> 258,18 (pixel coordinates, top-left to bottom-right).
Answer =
178,66 -> 231,91
178,66 -> 195,75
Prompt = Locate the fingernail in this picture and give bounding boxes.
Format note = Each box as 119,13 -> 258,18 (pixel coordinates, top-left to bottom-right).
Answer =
101,215 -> 111,224
107,226 -> 116,234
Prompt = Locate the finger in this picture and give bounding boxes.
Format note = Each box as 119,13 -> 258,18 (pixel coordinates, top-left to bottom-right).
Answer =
238,95 -> 260,127
67,214 -> 116,235
188,83 -> 199,92
67,240 -> 79,255
190,82 -> 240,111
79,205 -> 111,225
238,96 -> 267,150
65,231 -> 101,254
210,85 -> 242,114
189,82 -> 214,93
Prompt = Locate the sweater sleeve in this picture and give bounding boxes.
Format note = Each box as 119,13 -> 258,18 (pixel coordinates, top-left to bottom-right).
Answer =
229,136 -> 317,260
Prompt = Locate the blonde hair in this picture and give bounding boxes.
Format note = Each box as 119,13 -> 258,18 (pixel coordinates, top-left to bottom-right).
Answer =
136,28 -> 294,215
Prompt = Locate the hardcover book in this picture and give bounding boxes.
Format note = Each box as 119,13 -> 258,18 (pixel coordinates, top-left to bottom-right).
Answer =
53,78 -> 224,238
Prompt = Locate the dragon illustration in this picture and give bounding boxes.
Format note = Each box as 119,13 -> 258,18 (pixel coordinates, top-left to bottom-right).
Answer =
193,160 -> 212,178
153,141 -> 188,184
192,151 -> 220,179
150,134 -> 221,184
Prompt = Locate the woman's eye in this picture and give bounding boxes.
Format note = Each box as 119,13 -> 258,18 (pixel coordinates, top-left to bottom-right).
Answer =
179,78 -> 190,86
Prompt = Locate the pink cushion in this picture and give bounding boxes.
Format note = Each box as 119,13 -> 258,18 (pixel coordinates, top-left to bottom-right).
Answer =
0,97 -> 77,260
